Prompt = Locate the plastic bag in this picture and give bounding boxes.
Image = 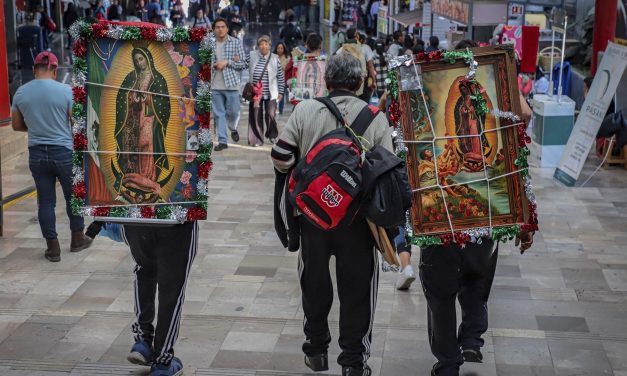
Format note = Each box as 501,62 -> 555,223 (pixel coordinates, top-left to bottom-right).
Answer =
99,223 -> 125,243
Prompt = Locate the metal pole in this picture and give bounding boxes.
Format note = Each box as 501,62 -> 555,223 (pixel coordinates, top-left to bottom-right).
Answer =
549,28 -> 555,97
557,15 -> 567,103
467,0 -> 474,40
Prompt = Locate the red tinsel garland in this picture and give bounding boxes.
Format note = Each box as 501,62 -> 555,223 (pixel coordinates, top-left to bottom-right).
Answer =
73,133 -> 88,150
388,100 -> 401,123
92,23 -> 109,38
186,207 -> 207,221
72,39 -> 87,58
198,161 -> 213,179
93,207 -> 110,216
517,123 -> 531,145
73,182 -> 86,199
190,27 -> 207,42
141,206 -> 155,218
198,112 -> 210,128
72,86 -> 87,104
140,27 -> 157,40
198,64 -> 211,81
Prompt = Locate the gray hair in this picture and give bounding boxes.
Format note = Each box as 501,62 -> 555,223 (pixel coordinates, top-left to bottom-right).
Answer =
324,53 -> 363,92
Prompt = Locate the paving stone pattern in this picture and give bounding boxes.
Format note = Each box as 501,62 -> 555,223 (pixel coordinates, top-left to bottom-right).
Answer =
1,104 -> 627,376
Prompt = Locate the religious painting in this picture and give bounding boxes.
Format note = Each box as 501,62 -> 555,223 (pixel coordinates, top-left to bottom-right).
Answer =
289,56 -> 328,103
398,46 -> 528,236
69,22 -> 213,223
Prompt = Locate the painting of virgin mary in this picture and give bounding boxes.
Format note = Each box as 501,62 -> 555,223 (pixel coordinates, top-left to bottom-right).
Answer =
113,47 -> 173,204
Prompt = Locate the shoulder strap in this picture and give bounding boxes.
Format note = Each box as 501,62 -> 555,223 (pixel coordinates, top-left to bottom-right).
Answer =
314,97 -> 377,137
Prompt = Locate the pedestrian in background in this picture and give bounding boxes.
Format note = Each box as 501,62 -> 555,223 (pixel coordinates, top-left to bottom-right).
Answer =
247,35 -> 284,146
11,52 -> 93,262
192,8 -> 212,29
275,41 -> 292,115
211,18 -> 248,151
387,30 -> 403,57
169,2 -> 185,26
426,35 -> 440,52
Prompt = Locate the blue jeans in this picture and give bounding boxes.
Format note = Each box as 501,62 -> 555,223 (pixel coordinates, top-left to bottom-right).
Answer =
212,89 -> 241,145
29,145 -> 85,240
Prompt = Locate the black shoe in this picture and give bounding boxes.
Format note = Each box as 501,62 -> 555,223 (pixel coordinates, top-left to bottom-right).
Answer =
214,143 -> 228,151
342,365 -> 371,376
304,353 -> 328,372
462,348 -> 483,363
231,130 -> 240,142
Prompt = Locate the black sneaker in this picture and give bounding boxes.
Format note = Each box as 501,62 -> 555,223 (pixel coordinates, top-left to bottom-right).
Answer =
304,353 -> 328,372
342,365 -> 371,376
231,130 -> 240,142
462,348 -> 483,363
214,143 -> 228,151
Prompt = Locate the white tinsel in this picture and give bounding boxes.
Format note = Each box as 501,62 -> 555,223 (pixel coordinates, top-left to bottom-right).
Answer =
170,205 -> 188,223
107,26 -> 124,40
72,166 -> 84,184
524,176 -> 536,204
491,109 -> 521,122
466,60 -> 478,80
68,21 -> 87,41
72,72 -> 86,87
198,128 -> 212,145
196,179 -> 209,196
201,32 -> 216,50
81,207 -> 94,217
72,118 -> 86,135
128,207 -> 142,219
462,227 -> 491,243
156,28 -> 174,42
197,81 -> 211,97
389,54 -> 413,69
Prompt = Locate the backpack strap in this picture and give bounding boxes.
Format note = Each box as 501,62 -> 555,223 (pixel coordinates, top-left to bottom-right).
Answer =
315,97 -> 378,137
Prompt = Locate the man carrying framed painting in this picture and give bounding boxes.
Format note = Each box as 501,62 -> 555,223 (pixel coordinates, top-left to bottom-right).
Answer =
393,45 -> 539,375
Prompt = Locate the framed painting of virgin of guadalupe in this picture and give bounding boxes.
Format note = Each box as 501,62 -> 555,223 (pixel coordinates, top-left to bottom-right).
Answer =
397,46 -> 530,237
69,22 -> 213,223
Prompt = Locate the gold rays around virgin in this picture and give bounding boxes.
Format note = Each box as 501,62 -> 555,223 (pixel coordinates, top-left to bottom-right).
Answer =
98,41 -> 186,201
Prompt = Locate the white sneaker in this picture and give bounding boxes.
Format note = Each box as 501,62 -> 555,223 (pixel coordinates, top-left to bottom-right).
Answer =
396,265 -> 416,290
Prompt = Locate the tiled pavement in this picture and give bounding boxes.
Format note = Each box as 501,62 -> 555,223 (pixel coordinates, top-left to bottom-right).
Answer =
1,104 -> 627,376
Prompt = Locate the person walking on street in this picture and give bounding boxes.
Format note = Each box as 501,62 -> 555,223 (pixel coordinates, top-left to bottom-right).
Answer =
247,35 -> 285,146
211,18 -> 248,151
274,42 -> 291,115
336,28 -> 377,102
123,221 -> 199,376
271,53 -> 393,376
426,35 -> 440,53
192,8 -> 212,29
11,52 -> 93,262
330,22 -> 346,54
387,30 -> 403,57
169,2 -> 185,27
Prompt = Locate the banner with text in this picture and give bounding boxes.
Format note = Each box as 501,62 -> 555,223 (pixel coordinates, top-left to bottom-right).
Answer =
555,42 -> 627,186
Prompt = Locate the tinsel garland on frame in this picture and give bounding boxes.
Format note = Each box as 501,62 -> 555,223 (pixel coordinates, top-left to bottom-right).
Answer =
68,21 -> 214,222
386,50 -> 539,248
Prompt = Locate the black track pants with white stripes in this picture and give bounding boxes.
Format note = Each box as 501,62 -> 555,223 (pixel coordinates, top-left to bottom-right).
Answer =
298,218 -> 379,368
123,221 -> 198,366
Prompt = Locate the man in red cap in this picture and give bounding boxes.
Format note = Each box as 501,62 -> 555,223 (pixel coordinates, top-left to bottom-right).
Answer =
11,51 -> 93,262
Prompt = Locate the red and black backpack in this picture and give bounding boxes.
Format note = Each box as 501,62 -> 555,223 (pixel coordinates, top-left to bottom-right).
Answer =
288,97 -> 379,230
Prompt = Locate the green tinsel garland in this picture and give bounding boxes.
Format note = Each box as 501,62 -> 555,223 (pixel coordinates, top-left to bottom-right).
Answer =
109,207 -> 128,217
73,57 -> 87,73
72,103 -> 85,118
72,151 -> 83,167
121,27 -> 141,40
156,206 -> 173,219
70,196 -> 84,216
197,97 -> 211,113
386,72 -> 399,100
172,27 -> 190,42
196,144 -> 213,161
441,50 -> 474,65
514,147 -> 530,177
195,195 -> 208,211
77,21 -> 93,39
470,90 -> 489,117
198,49 -> 212,65
492,225 -> 521,243
412,236 -> 443,247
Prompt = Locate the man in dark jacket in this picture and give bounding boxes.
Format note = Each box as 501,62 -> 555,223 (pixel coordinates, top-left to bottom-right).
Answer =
271,53 -> 392,376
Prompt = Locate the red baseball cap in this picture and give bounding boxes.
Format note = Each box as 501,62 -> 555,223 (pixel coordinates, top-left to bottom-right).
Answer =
34,51 -> 59,69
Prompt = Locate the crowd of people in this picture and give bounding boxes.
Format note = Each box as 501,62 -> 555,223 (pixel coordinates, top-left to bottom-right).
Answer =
11,12 -> 539,376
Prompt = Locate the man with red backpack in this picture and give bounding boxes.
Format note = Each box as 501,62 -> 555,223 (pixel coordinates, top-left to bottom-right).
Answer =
271,53 -> 392,376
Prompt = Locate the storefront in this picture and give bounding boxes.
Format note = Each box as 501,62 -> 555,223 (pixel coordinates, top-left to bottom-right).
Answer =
430,0 -> 508,45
